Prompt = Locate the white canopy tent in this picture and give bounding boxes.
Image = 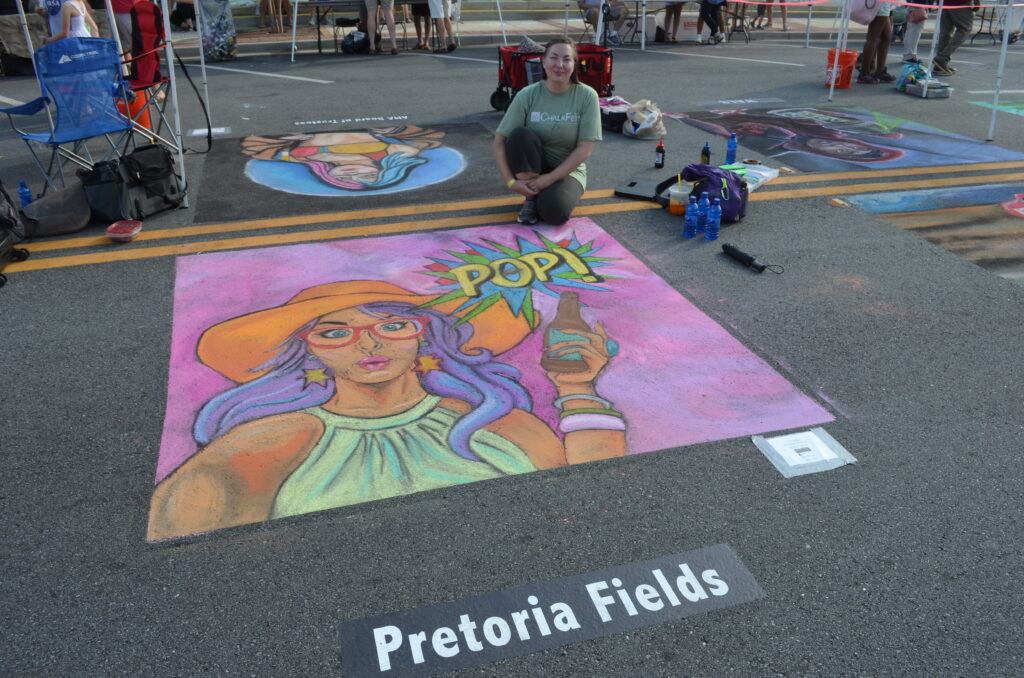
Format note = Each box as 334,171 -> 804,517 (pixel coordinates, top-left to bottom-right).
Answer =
10,0 -> 203,206
828,0 -> 1020,140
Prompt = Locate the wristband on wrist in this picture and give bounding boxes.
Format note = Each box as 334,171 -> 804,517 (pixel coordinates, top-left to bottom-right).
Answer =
506,178 -> 516,189
558,407 -> 623,419
553,394 -> 613,411
559,413 -> 627,433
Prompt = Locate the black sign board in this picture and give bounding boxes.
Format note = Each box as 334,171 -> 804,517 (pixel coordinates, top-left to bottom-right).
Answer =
339,543 -> 763,677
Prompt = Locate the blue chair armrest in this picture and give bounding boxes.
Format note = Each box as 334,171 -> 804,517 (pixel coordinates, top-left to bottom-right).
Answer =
0,97 -> 50,116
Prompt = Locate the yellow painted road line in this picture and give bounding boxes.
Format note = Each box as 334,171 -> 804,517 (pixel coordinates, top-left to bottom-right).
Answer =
749,172 -> 1024,201
766,161 -> 1024,186
8,201 -> 661,274
27,191 -> 621,253
11,172 -> 1021,273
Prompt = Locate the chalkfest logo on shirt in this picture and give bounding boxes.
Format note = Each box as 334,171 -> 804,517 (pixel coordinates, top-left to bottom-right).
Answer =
338,544 -> 763,677
531,111 -> 581,124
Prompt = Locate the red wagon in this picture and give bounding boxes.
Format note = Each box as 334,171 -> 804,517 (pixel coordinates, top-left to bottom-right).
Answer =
490,44 -> 614,111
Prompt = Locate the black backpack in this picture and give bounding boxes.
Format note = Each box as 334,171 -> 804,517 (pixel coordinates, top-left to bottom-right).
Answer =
341,30 -> 372,54
118,145 -> 186,220
0,179 -> 26,243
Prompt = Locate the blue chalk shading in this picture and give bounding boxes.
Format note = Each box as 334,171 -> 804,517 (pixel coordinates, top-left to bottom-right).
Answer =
244,146 -> 466,197
846,182 -> 1024,214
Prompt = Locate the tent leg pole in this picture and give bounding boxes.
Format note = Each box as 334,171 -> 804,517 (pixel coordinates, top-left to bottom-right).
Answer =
160,0 -> 189,209
986,0 -> 1013,141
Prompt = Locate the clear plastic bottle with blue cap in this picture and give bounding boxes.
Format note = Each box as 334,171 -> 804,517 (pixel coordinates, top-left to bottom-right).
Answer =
705,198 -> 722,240
683,196 -> 699,238
726,133 -> 738,165
696,191 -> 710,233
18,181 -> 32,207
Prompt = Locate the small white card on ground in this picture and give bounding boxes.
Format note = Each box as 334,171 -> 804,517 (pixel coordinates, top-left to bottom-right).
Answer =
189,127 -> 230,136
751,427 -> 856,478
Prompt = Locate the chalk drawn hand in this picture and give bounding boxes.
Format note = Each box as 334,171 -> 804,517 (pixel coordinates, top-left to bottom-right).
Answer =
544,321 -> 615,391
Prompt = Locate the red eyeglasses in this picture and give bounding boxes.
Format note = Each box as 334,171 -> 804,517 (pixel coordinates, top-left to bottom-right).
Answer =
298,316 -> 430,348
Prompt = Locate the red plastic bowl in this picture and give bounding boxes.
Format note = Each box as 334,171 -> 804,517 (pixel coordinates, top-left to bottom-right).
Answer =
106,220 -> 143,242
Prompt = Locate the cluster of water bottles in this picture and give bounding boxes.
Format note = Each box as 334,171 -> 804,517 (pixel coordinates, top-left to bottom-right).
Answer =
683,192 -> 722,240
670,133 -> 738,241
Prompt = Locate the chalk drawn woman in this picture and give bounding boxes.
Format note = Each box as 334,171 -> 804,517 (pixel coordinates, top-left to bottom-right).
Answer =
148,280 -> 625,540
241,126 -> 445,191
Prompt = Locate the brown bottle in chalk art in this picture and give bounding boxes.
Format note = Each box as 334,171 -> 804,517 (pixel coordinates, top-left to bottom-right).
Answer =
541,292 -> 592,374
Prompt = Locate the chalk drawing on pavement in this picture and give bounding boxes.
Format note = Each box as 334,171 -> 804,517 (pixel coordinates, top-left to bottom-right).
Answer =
240,126 -> 465,196
147,219 -> 833,541
666,106 -> 1024,172
847,183 -> 1024,284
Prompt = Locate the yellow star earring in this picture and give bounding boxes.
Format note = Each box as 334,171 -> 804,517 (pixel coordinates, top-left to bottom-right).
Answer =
413,355 -> 443,375
303,368 -> 332,387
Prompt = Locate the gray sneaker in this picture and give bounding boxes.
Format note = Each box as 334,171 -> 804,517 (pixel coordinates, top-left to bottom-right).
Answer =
516,199 -> 539,225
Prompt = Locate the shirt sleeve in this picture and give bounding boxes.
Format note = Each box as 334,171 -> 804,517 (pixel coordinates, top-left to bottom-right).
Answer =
495,85 -> 532,138
578,85 -> 603,142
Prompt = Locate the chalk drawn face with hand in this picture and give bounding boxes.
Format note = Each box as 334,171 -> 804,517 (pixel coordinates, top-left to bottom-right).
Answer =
241,126 -> 466,196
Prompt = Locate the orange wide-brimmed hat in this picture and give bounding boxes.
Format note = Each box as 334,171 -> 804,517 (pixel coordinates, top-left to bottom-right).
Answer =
197,280 -> 536,383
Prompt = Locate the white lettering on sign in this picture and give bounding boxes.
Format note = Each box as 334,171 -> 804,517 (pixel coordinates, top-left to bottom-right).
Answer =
370,563 -> 730,669
530,111 -> 581,123
341,545 -> 762,677
586,565 -> 730,623
371,595 -> 582,670
294,115 -> 409,126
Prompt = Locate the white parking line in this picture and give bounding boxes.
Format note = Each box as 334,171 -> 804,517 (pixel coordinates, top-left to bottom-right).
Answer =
200,65 -> 335,83
416,53 -> 495,64
662,50 -> 806,66
0,95 -> 26,107
968,90 -> 1024,94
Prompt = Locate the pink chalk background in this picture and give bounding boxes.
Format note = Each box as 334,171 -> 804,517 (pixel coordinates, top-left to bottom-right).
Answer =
155,218 -> 833,483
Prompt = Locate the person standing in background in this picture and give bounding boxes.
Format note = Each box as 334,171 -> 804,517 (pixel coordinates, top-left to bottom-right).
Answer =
410,0 -> 431,49
663,1 -> 682,42
857,0 -> 894,84
42,0 -> 97,42
364,0 -> 399,54
110,0 -> 134,54
901,1 -> 930,66
428,0 -> 454,53
933,0 -> 979,75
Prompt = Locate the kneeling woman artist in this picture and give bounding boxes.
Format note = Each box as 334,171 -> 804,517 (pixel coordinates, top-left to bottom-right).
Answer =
493,37 -> 602,226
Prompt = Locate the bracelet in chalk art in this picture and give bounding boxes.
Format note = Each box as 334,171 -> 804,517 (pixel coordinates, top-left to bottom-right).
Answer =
553,394 -> 613,411
559,413 -> 627,433
558,407 -> 623,419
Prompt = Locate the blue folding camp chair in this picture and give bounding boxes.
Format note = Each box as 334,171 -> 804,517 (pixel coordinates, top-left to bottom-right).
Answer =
0,37 -> 134,193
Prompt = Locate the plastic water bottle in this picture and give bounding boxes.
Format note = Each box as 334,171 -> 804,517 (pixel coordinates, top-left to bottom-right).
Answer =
683,196 -> 699,238
18,181 -> 32,207
696,191 -> 710,232
705,198 -> 722,240
726,133 -> 738,165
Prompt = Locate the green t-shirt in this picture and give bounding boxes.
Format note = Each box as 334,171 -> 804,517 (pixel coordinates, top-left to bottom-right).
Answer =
496,81 -> 603,190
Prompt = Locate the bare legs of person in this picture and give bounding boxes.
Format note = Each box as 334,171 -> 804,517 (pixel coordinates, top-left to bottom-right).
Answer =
664,3 -> 681,41
413,14 -> 431,49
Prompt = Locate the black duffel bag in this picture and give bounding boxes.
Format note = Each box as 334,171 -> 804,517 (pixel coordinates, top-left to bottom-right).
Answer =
118,145 -> 185,220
